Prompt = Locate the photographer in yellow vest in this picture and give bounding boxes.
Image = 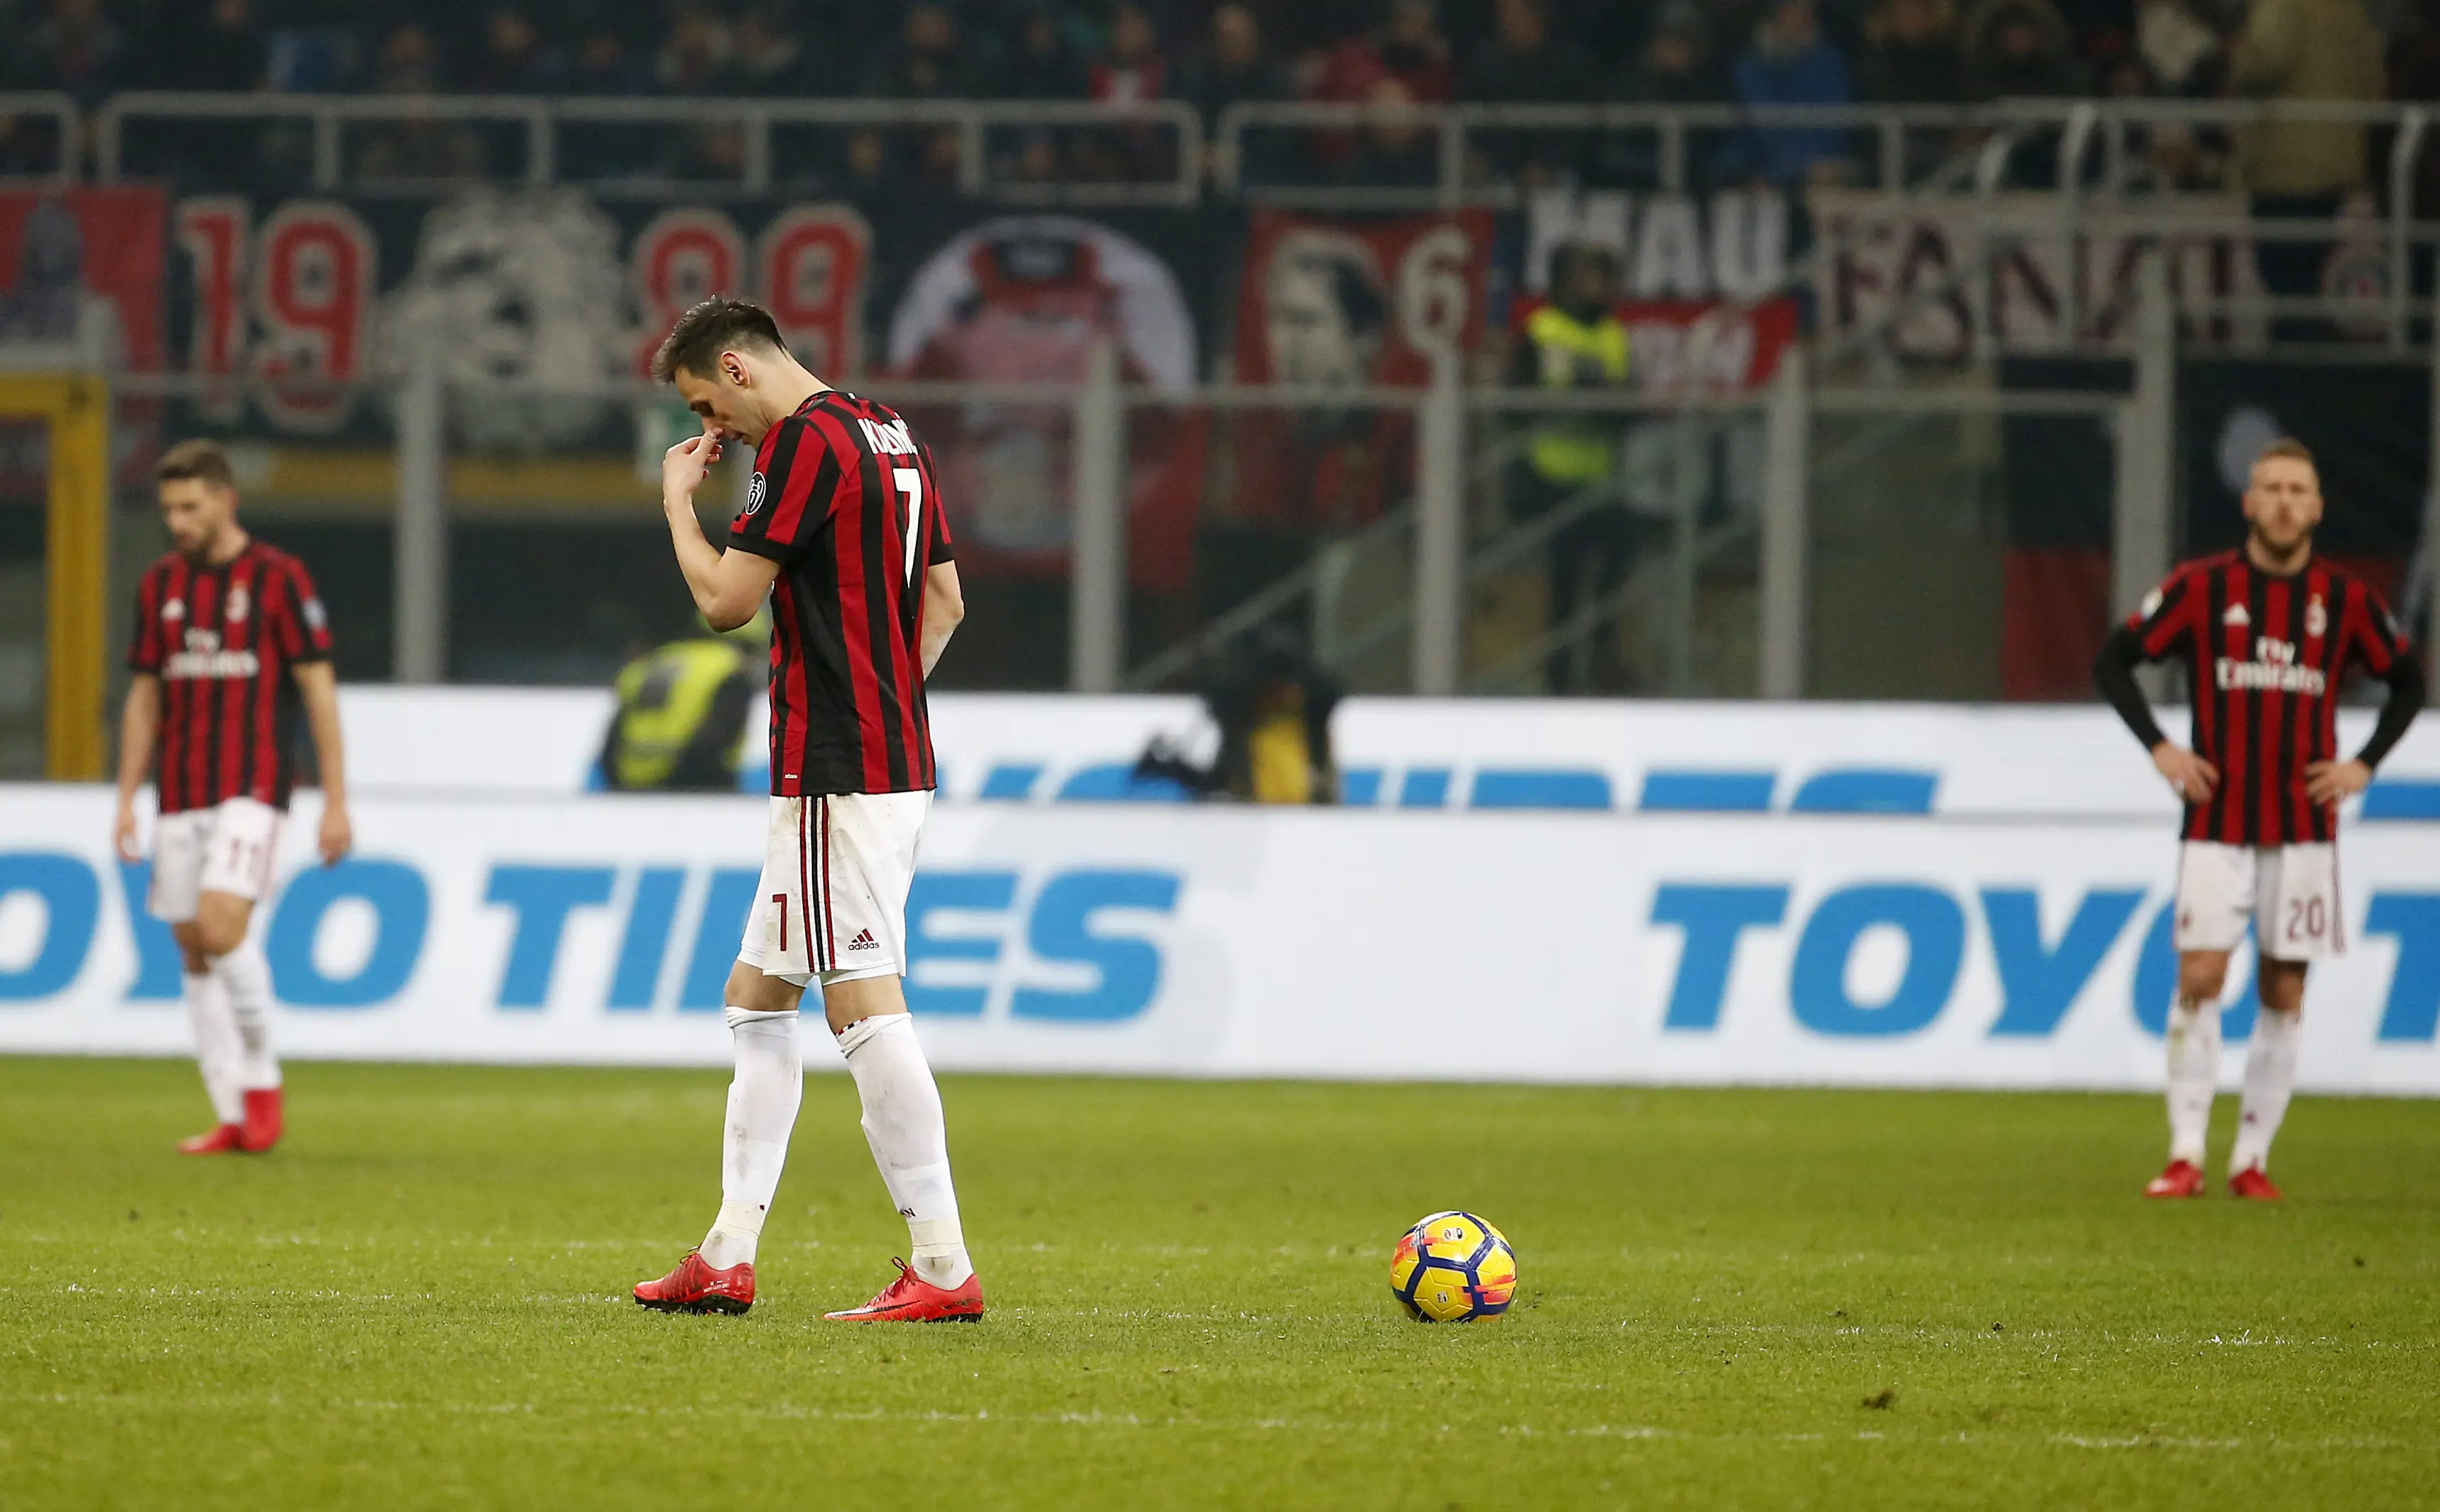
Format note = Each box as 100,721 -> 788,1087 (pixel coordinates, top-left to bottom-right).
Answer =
1506,242 -> 1639,693
598,615 -> 765,792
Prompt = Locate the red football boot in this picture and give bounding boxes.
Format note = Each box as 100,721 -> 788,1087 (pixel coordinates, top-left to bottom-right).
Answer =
822,1259 -> 985,1323
2144,1159 -> 2206,1199
178,1123 -> 245,1155
634,1251 -> 756,1314
2228,1167 -> 2284,1202
239,1088 -> 284,1152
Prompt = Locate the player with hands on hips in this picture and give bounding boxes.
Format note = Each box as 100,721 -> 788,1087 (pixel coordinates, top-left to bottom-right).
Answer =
2095,437 -> 2423,1202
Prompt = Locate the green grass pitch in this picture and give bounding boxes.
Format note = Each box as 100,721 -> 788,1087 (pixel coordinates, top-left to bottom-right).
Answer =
3,1057 -> 2435,1509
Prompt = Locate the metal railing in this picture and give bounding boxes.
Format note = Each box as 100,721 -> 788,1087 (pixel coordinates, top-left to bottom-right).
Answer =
0,92 -> 82,183
93,92 -> 1204,205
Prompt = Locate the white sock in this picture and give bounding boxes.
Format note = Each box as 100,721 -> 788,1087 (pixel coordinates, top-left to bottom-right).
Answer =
2231,1006 -> 2301,1174
699,1006 -> 801,1270
212,941 -> 281,1091
185,971 -> 243,1125
2165,995 -> 2220,1167
838,1013 -> 971,1289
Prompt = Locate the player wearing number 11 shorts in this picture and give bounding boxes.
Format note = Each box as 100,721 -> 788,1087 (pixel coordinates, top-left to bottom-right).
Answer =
2095,438 -> 2424,1201
635,296 -> 981,1321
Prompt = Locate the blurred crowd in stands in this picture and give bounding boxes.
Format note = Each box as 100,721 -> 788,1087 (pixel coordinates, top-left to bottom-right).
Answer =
9,0 -> 2440,199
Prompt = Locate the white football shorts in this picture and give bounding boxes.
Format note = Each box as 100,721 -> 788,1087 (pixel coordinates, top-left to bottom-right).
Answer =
148,796 -> 283,923
740,791 -> 930,989
2174,841 -> 2344,961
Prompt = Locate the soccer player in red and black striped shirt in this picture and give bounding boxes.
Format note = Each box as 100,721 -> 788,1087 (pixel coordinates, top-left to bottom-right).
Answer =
635,296 -> 982,1322
2095,437 -> 2424,1202
112,439 -> 354,1156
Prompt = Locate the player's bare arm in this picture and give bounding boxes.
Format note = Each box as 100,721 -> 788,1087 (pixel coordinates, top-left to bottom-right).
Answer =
661,431 -> 782,631
292,659 -> 353,866
920,559 -> 964,677
113,672 -> 161,862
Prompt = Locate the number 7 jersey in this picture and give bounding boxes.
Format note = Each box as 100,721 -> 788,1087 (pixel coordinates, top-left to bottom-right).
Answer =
725,390 -> 954,796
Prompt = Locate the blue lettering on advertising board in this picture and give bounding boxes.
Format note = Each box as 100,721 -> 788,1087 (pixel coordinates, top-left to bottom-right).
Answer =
0,853 -> 99,1000
264,860 -> 430,1008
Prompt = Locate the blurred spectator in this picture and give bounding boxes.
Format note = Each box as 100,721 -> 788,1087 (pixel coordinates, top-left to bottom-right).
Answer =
1091,4 -> 1168,103
1005,6 -> 1091,99
463,6 -> 563,94
861,3 -> 979,97
1963,0 -> 2088,99
1177,4 -> 1292,184
562,26 -> 654,178
1507,242 -> 1636,694
1133,625 -> 1344,804
1464,0 -> 1604,186
354,23 -> 490,181
2227,0 -> 2385,340
8,0 -> 126,107
1464,0 -> 1603,102
657,9 -> 733,94
1337,75 -> 1439,185
2135,0 -> 2221,94
1725,0 -> 1858,188
1178,4 -> 1289,127
597,622 -> 761,794
1857,0 -> 1968,104
1630,2 -> 1728,104
855,5 -> 977,188
163,0 -> 271,92
728,4 -> 809,95
1315,0 -> 1457,107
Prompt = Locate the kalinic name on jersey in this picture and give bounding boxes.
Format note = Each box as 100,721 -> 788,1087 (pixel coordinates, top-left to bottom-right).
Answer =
725,390 -> 954,796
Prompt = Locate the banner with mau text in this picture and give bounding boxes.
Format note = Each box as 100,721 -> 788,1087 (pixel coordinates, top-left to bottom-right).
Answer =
1,786 -> 2435,1094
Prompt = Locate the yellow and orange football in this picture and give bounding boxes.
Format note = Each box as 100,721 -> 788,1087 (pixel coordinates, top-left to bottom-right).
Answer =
1388,1210 -> 1518,1322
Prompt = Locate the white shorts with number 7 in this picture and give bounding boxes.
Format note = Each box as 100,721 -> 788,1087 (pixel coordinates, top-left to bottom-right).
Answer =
148,796 -> 284,922
740,791 -> 929,989
2174,841 -> 2343,961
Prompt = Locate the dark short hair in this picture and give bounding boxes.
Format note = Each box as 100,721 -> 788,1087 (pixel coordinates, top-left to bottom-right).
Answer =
157,438 -> 236,492
652,296 -> 787,384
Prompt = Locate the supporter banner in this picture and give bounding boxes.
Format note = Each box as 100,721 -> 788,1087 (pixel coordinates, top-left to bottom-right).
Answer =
1508,293 -> 1798,394
881,212 -> 1207,590
1231,208 -> 1492,527
0,185 -> 168,492
2,786 -> 2434,1092
1521,187 -> 1791,303
166,190 -> 872,443
1808,189 -> 2267,360
324,688 -> 2440,826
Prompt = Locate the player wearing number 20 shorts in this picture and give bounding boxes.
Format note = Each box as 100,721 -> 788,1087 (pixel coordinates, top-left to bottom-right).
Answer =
636,296 -> 982,1321
2096,438 -> 2423,1202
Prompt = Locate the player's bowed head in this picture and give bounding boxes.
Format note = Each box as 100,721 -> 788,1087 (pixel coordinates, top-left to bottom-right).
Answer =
650,297 -> 823,632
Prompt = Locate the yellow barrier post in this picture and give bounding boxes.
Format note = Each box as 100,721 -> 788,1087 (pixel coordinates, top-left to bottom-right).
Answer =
0,374 -> 112,780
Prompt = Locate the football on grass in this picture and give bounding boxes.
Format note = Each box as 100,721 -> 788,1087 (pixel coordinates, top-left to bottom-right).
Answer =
1389,1210 -> 1518,1322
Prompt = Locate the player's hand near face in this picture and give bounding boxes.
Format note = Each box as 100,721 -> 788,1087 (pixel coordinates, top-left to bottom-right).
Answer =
663,430 -> 723,504
2151,741 -> 2218,800
2304,757 -> 2372,806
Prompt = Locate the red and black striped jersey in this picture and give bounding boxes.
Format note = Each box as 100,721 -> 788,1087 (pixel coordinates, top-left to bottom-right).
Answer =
725,390 -> 955,796
126,540 -> 334,814
2127,551 -> 2412,846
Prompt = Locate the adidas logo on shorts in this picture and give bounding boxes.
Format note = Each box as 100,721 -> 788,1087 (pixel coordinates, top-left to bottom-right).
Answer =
847,929 -> 879,951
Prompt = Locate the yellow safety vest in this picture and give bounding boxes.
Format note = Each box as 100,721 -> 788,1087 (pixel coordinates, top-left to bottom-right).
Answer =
1524,304 -> 1631,486
610,637 -> 752,791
